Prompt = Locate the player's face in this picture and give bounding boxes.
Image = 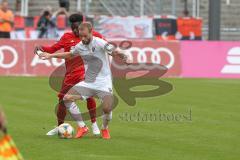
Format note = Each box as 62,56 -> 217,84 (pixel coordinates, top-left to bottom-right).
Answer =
79,27 -> 92,45
71,22 -> 81,37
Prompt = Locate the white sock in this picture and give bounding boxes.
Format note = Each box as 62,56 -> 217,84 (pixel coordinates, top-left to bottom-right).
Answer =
77,121 -> 86,128
102,112 -> 112,129
64,101 -> 86,128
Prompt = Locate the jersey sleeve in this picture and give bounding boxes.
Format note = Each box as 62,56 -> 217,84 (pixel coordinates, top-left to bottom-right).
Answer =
96,38 -> 115,55
70,43 -> 82,55
41,34 -> 66,53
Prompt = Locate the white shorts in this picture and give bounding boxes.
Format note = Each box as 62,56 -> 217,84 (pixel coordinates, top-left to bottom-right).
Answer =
72,78 -> 113,100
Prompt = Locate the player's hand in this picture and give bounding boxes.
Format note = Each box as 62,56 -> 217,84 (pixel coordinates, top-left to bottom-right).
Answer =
122,54 -> 131,65
125,58 -> 132,65
112,51 -> 132,65
34,46 -> 43,55
38,52 -> 52,60
116,53 -> 131,65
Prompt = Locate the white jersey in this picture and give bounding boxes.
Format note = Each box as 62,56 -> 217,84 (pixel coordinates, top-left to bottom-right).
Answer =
70,36 -> 114,93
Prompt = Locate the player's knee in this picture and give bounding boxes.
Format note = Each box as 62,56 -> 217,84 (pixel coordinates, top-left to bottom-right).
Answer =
102,105 -> 112,114
63,94 -> 72,101
58,93 -> 64,100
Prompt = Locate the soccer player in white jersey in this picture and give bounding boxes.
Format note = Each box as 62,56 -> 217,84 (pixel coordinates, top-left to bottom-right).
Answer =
38,22 -> 129,139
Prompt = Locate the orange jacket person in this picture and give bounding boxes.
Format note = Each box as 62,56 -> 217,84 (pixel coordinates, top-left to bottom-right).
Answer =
0,0 -> 14,38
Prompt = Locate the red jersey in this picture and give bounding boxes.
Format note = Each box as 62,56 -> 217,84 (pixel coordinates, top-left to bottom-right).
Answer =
42,30 -> 104,83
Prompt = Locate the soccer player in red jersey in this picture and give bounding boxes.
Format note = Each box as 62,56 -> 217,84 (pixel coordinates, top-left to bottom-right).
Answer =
35,13 -> 103,136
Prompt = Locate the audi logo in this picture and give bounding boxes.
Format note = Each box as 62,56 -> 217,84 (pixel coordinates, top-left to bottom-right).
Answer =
111,47 -> 175,70
0,46 -> 18,69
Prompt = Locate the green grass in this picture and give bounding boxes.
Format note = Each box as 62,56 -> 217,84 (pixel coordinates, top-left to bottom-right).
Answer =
0,77 -> 239,160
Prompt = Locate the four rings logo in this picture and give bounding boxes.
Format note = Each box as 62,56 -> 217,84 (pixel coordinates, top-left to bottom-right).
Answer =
111,47 -> 175,70
0,45 -> 18,69
0,44 -> 177,74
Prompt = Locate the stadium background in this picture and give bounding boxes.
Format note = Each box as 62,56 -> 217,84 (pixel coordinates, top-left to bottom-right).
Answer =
0,1 -> 240,160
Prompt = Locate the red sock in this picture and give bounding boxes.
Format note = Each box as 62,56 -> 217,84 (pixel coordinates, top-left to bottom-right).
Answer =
87,97 -> 97,123
57,101 -> 67,126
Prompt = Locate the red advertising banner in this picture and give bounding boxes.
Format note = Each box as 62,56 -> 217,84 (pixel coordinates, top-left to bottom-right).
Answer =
24,40 -> 65,76
0,40 -> 181,77
111,40 -> 181,77
0,39 -> 65,76
0,40 -> 25,75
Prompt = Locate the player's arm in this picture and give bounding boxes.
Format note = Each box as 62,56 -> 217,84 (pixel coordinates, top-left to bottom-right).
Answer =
38,52 -> 72,60
102,40 -> 130,65
111,49 -> 130,65
34,34 -> 67,54
40,41 -> 64,53
1,18 -> 14,25
35,42 -> 63,54
38,43 -> 81,60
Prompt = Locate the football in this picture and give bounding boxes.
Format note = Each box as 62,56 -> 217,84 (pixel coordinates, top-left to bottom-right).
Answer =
58,123 -> 74,139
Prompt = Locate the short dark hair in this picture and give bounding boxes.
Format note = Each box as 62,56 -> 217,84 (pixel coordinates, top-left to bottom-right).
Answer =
43,11 -> 51,17
69,13 -> 84,23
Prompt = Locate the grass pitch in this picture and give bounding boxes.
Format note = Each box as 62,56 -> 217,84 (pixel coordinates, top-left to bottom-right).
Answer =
0,77 -> 239,160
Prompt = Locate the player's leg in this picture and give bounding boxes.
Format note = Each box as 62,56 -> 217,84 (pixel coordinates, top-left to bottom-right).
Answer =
86,97 -> 100,135
59,82 -> 99,135
45,105 -> 69,136
86,97 -> 97,123
56,75 -> 86,127
46,84 -> 69,136
102,95 -> 113,129
46,100 -> 67,136
98,92 -> 113,139
56,83 -> 74,126
57,99 -> 67,126
63,86 -> 92,138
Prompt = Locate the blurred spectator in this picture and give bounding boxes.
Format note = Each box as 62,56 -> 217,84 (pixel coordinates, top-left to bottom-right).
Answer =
37,8 -> 68,39
41,5 -> 53,16
0,0 -> 14,38
14,0 -> 21,15
37,10 -> 56,38
59,0 -> 70,12
54,7 -> 69,17
37,11 -> 56,38
182,0 -> 189,17
183,9 -> 189,17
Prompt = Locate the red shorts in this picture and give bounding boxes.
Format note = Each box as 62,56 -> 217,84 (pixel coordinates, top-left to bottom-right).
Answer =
58,72 -> 84,100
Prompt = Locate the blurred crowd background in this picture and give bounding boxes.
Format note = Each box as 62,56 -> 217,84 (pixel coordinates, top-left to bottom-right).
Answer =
0,0 -> 238,40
